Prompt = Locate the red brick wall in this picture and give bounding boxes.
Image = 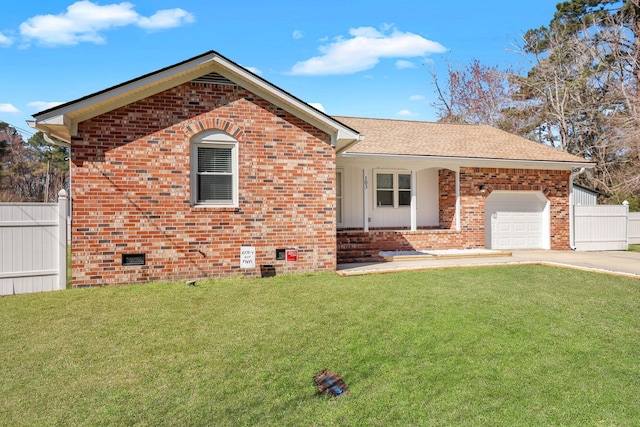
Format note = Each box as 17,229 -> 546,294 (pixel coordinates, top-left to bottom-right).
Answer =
337,167 -> 571,262
462,168 -> 571,250
71,81 -> 336,287
439,169 -> 457,229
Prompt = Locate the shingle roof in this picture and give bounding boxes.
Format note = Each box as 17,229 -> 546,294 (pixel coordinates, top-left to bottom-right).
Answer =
334,116 -> 591,164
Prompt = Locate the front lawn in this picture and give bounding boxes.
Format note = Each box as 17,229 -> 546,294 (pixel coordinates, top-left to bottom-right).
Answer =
1,266 -> 639,426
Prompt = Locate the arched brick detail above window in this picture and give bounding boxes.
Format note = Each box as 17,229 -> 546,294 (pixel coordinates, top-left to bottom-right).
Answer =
181,117 -> 245,140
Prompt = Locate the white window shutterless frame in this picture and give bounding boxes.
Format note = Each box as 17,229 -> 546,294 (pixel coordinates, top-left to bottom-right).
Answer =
190,130 -> 238,207
374,170 -> 411,208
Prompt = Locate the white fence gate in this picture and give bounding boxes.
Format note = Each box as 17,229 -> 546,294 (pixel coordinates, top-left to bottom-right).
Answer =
0,190 -> 68,296
629,212 -> 640,245
573,205 -> 629,251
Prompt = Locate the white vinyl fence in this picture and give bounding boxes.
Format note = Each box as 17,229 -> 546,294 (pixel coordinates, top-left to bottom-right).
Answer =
0,190 -> 68,296
573,204 -> 629,251
629,212 -> 640,245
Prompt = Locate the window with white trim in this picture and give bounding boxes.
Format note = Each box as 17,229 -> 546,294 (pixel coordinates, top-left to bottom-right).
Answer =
375,170 -> 412,208
191,130 -> 238,206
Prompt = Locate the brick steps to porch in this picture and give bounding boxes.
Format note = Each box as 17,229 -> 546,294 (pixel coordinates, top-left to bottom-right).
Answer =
337,231 -> 513,264
337,239 -> 385,264
337,230 -> 512,264
337,232 -> 417,264
338,250 -> 384,264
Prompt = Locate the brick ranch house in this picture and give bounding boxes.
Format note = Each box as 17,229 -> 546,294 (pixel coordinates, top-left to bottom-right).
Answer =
29,51 -> 592,287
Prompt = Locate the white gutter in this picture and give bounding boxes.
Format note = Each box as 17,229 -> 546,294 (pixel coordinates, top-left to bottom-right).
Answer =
43,132 -> 70,149
26,120 -> 71,148
339,152 -> 593,170
336,134 -> 366,155
569,167 -> 586,250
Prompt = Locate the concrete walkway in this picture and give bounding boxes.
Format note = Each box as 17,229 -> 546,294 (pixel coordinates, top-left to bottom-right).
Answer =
337,250 -> 640,279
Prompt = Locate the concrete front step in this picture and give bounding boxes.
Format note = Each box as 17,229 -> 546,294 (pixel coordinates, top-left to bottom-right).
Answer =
381,250 -> 512,262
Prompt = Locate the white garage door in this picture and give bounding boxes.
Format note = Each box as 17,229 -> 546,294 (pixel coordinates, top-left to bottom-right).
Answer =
485,191 -> 549,250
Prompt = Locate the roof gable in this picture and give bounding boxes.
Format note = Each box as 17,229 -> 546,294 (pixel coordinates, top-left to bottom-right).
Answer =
30,51 -> 359,146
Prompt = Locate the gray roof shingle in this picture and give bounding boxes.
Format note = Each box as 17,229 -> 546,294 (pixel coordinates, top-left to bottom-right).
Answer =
334,116 -> 590,164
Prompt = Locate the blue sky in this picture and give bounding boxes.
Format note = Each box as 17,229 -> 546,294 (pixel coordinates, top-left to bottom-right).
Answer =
1,0 -> 562,138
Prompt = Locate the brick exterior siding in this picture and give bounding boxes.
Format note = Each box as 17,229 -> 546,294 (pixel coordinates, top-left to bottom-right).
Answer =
338,167 -> 571,263
70,81 -> 336,287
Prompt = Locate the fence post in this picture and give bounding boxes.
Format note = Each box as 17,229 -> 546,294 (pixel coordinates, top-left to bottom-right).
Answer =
58,190 -> 68,290
623,200 -> 630,248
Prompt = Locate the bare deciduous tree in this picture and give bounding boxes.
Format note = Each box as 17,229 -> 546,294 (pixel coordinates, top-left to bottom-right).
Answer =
431,60 -> 524,130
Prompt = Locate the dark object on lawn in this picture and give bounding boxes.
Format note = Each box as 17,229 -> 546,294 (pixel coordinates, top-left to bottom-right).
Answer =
186,280 -> 196,287
313,370 -> 349,397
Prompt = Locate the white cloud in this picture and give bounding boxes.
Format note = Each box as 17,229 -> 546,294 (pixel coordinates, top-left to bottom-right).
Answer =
308,102 -> 325,113
397,109 -> 417,117
137,8 -> 194,30
19,1 -> 194,47
288,25 -> 447,75
410,95 -> 425,101
28,101 -> 64,111
292,30 -> 304,40
396,60 -> 415,69
243,66 -> 263,76
0,103 -> 21,113
0,33 -> 14,47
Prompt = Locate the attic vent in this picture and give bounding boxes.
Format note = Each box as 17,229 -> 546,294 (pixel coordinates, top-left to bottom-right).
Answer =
192,73 -> 236,86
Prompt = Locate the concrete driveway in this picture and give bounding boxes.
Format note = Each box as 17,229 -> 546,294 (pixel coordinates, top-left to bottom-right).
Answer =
337,250 -> 640,279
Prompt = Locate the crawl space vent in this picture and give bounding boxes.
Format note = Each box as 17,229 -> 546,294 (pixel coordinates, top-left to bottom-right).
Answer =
192,72 -> 236,86
122,253 -> 146,266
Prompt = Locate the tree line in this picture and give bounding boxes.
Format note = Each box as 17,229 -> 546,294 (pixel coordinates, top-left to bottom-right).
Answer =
0,121 -> 69,202
433,0 -> 640,209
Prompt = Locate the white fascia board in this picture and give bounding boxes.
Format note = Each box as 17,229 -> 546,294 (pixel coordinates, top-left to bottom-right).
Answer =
32,54 -> 222,141
33,51 -> 361,147
28,118 -> 75,143
35,54 -> 218,122
338,152 -> 594,171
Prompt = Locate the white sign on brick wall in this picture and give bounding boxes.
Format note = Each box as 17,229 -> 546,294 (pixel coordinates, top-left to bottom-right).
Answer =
240,246 -> 255,269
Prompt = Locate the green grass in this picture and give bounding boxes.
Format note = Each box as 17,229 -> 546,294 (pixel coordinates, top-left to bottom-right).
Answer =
2,266 -> 640,426
628,244 -> 640,253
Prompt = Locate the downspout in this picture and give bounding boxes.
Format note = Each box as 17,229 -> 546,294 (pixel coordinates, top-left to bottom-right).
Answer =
569,167 -> 586,250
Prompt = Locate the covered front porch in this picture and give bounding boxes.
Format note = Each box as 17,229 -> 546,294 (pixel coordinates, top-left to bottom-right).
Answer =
336,157 -> 479,263
332,115 -> 583,264
335,159 -> 564,263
